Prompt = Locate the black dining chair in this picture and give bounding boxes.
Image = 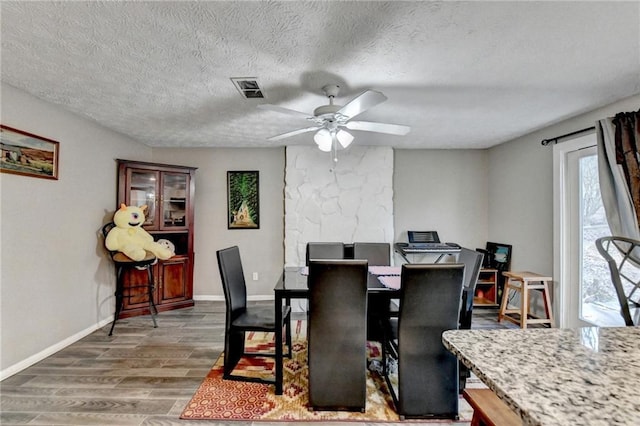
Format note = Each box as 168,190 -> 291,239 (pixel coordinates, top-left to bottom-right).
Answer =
353,242 -> 391,266
216,246 -> 292,385
307,259 -> 369,412
595,236 -> 640,326
381,263 -> 465,419
305,242 -> 345,265
353,242 -> 391,340
456,248 -> 484,390
458,247 -> 485,330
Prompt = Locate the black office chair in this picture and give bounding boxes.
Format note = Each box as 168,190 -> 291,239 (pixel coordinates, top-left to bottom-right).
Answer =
381,263 -> 465,419
216,246 -> 292,385
456,248 -> 484,391
305,242 -> 344,265
307,259 -> 369,412
595,236 -> 640,326
101,222 -> 158,336
353,242 -> 391,266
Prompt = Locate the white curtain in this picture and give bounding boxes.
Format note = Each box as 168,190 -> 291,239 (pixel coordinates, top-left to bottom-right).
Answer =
597,117 -> 640,240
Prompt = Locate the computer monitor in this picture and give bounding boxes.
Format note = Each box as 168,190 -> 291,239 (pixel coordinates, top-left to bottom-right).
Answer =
407,231 -> 440,244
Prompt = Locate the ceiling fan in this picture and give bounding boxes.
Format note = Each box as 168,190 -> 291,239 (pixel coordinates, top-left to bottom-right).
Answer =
258,85 -> 410,153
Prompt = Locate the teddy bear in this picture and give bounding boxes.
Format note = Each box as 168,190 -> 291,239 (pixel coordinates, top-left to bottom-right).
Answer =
105,204 -> 173,261
156,238 -> 176,255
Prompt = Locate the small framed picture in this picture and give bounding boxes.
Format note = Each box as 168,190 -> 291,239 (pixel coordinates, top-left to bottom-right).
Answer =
485,242 -> 512,271
227,170 -> 259,229
0,125 -> 59,180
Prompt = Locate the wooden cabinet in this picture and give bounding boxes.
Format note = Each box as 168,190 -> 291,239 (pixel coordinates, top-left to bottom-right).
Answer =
474,269 -> 499,307
116,159 -> 196,318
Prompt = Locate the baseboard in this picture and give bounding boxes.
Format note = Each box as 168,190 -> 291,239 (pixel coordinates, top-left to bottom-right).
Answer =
193,295 -> 274,302
0,316 -> 112,381
193,295 -> 306,312
193,295 -> 225,301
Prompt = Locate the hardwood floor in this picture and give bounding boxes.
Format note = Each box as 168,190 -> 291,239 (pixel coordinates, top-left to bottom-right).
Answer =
0,301 -> 511,426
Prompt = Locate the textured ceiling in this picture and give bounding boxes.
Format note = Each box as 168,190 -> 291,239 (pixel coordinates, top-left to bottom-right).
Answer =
1,1 -> 639,149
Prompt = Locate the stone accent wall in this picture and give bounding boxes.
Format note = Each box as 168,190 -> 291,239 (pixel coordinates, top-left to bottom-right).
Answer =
284,145 -> 394,266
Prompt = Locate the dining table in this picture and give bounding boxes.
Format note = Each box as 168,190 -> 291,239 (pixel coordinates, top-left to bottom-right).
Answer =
442,326 -> 640,425
273,265 -> 400,395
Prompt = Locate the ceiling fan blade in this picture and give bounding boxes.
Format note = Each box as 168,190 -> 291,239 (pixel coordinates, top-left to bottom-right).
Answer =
336,90 -> 387,119
345,120 -> 411,135
257,104 -> 312,120
266,126 -> 320,141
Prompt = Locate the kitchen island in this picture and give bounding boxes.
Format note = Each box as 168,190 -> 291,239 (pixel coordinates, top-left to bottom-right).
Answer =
443,326 -> 640,425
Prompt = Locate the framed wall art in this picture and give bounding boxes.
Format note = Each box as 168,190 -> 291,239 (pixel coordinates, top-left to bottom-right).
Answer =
0,125 -> 59,180
485,241 -> 512,272
227,170 -> 259,229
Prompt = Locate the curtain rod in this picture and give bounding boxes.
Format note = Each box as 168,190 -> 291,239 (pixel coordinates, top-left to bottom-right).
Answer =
541,126 -> 595,146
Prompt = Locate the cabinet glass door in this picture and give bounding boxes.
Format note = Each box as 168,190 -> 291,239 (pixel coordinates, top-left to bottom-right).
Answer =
162,173 -> 188,229
128,169 -> 159,227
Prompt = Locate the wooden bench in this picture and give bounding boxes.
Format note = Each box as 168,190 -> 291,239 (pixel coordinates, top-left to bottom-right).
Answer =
463,388 -> 521,426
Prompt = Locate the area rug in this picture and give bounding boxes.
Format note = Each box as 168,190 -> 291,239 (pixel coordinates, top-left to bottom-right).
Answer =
181,321 -> 475,422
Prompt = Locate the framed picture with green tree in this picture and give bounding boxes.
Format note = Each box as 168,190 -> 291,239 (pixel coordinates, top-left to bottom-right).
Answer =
227,170 -> 259,229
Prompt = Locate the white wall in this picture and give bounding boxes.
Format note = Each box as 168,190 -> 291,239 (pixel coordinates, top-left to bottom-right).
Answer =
284,146 -> 394,267
152,148 -> 285,299
488,94 -> 640,316
0,83 -> 151,377
154,146 -> 488,298
393,149 -> 489,262
3,80 -> 635,377
488,94 -> 640,275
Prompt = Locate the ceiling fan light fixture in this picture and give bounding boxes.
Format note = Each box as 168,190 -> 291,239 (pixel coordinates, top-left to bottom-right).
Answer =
314,129 -> 332,152
336,129 -> 354,148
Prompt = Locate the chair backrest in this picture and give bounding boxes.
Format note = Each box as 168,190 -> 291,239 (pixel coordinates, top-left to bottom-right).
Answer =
353,242 -> 390,266
595,236 -> 640,326
307,259 -> 369,409
217,246 -> 247,320
396,263 -> 465,417
457,247 -> 485,329
101,222 -> 117,257
305,242 -> 344,265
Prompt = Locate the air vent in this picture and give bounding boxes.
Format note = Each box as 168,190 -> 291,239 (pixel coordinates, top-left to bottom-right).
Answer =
231,78 -> 264,99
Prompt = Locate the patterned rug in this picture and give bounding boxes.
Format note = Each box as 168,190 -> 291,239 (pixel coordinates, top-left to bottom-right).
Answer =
181,320 -> 475,422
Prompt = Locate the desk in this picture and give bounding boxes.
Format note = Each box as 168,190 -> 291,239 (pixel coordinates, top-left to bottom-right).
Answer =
273,267 -> 396,395
394,243 -> 461,263
443,327 -> 640,425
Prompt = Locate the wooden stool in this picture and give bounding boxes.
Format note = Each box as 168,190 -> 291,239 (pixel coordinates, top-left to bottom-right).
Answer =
498,271 -> 554,328
463,389 -> 521,426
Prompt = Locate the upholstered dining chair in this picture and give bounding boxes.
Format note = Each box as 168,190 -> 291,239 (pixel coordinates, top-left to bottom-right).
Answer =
353,242 -> 391,266
458,248 -> 485,330
353,242 -> 391,340
381,263 -> 465,419
595,236 -> 640,326
305,242 -> 345,265
216,246 -> 292,385
307,259 -> 369,412
456,248 -> 484,391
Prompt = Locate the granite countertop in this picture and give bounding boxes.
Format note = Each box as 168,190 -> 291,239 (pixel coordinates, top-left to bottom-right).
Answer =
443,326 -> 640,426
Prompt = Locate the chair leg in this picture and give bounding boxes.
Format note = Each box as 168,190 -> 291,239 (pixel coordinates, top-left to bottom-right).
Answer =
146,267 -> 158,328
109,265 -> 124,336
224,330 -> 245,376
542,281 -> 555,326
498,282 -> 511,322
